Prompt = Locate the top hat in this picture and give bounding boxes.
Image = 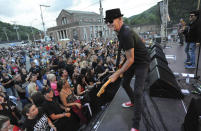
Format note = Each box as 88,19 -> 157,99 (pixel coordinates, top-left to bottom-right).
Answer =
104,8 -> 123,22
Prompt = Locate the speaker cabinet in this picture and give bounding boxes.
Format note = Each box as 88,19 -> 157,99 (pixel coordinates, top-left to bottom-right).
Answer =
150,58 -> 172,74
150,46 -> 164,56
154,37 -> 161,44
150,48 -> 168,64
151,43 -> 163,51
149,66 -> 183,99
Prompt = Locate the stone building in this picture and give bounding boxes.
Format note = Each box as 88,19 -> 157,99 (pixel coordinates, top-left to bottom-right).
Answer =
47,9 -> 114,42
132,24 -> 161,35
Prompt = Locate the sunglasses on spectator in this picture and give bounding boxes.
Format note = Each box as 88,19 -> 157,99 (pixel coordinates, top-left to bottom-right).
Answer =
190,14 -> 195,17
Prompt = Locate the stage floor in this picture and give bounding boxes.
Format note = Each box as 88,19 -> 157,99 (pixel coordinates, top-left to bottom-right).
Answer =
93,42 -> 201,131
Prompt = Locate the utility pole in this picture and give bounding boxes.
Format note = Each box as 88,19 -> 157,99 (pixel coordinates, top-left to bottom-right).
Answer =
31,26 -> 35,42
40,5 -> 50,39
26,33 -> 30,41
2,27 -> 9,41
197,0 -> 200,10
12,21 -> 20,41
99,0 -> 105,39
159,0 -> 168,43
31,19 -> 37,42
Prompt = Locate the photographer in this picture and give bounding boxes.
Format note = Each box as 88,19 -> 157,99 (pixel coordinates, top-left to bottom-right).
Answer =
1,70 -> 17,97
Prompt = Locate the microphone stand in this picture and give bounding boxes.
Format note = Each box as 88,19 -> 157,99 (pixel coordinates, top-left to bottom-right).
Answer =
195,43 -> 200,80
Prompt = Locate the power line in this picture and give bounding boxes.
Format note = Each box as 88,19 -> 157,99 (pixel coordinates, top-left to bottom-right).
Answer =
80,0 -> 103,10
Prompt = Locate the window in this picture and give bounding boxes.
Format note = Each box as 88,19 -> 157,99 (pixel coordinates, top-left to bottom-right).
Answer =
61,17 -> 68,25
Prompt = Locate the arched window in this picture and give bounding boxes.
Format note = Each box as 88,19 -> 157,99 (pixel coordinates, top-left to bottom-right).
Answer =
61,17 -> 68,25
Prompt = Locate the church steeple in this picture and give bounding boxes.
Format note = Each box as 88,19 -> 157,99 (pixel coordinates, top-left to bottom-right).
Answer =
99,0 -> 103,23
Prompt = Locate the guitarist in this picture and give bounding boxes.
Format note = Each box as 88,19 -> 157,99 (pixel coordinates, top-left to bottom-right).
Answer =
104,8 -> 150,131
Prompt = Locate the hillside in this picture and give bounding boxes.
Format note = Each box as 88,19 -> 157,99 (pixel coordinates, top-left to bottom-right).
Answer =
128,0 -> 200,26
0,21 -> 41,42
129,5 -> 161,25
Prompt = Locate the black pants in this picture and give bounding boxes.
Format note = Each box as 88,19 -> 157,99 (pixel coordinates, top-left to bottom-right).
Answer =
178,33 -> 184,45
183,98 -> 201,131
122,64 -> 149,129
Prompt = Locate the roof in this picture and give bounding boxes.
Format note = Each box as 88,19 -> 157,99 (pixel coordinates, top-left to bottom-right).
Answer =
64,9 -> 99,15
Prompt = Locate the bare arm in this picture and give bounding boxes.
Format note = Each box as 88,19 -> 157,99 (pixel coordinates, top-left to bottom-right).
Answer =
50,113 -> 70,120
47,117 -> 57,130
98,68 -> 109,78
109,48 -> 134,82
117,48 -> 134,76
77,84 -> 85,96
60,91 -> 77,107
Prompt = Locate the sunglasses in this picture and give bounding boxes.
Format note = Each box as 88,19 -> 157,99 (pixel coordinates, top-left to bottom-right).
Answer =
105,19 -> 114,24
190,15 -> 195,17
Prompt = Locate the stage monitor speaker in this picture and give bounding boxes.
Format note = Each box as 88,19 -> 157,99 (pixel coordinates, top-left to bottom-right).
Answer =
149,66 -> 183,99
150,48 -> 168,64
154,37 -> 161,44
150,58 -> 172,74
150,46 -> 164,56
151,43 -> 163,51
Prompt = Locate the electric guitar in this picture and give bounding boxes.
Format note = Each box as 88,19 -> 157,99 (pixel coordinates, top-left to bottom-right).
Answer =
97,56 -> 126,97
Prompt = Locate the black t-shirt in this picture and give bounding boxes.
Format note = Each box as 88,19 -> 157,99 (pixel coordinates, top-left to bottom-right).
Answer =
65,64 -> 74,79
95,65 -> 108,81
92,62 -> 97,69
23,108 -> 51,131
51,57 -> 59,71
118,25 -> 150,66
29,66 -> 41,76
30,65 -> 42,80
21,73 -> 27,83
42,99 -> 79,131
2,75 -> 14,89
0,103 -> 18,125
58,61 -> 66,70
42,99 -> 64,122
14,81 -> 26,99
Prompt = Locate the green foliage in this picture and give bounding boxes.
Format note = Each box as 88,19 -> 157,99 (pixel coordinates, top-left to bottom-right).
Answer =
0,21 -> 40,41
128,0 -> 200,26
129,5 -> 161,25
168,0 -> 199,25
123,17 -> 129,25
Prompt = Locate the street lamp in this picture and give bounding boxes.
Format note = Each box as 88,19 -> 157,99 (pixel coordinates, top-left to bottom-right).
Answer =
2,27 -> 9,41
40,4 -> 50,39
12,21 -> 20,41
31,19 -> 37,42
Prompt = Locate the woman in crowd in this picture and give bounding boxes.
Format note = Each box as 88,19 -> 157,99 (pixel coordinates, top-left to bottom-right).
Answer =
47,73 -> 59,101
76,74 -> 88,96
59,79 -> 87,124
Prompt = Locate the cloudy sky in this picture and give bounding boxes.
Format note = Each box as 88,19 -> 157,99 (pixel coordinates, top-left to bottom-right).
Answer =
0,0 -> 161,30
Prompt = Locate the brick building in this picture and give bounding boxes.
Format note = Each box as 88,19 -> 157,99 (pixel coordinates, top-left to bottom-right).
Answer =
47,9 -> 114,41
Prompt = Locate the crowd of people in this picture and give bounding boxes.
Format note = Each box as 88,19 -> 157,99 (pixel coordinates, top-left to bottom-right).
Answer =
0,38 -> 122,131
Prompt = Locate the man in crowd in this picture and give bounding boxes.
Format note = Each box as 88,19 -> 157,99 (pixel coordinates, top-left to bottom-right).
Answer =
183,10 -> 200,69
105,8 -> 150,131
